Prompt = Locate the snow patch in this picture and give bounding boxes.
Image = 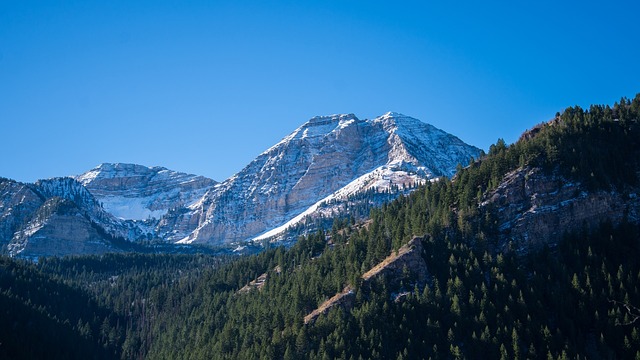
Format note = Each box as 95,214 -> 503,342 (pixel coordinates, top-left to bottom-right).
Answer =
99,195 -> 168,220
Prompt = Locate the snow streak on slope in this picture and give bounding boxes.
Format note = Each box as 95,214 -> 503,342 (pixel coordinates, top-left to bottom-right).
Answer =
253,165 -> 429,241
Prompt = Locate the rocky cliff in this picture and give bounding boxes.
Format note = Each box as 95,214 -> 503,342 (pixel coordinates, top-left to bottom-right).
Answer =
304,237 -> 429,324
0,179 -> 45,246
361,236 -> 429,286
481,166 -> 640,253
7,197 -> 124,259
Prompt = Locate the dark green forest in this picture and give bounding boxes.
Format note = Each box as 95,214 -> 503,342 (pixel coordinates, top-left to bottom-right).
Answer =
2,95 -> 640,359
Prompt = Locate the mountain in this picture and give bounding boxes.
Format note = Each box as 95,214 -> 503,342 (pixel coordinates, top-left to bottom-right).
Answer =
169,112 -> 482,245
0,177 -> 137,259
75,163 -> 216,221
115,94 -> 640,359
1,112 -> 481,256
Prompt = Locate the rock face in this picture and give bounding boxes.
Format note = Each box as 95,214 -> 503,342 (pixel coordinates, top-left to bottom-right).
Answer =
0,179 -> 43,246
482,167 -> 640,253
76,163 -> 216,221
175,113 -> 482,245
361,237 -> 429,286
304,287 -> 355,324
238,266 -> 281,294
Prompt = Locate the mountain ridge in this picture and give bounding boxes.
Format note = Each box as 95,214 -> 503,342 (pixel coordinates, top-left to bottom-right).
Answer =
2,111 -> 482,256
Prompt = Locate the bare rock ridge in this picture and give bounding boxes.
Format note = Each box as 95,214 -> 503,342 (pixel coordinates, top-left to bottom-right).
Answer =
237,265 -> 282,294
304,237 -> 428,324
361,236 -> 429,285
0,179 -> 43,246
8,197 -> 124,259
304,287 -> 355,325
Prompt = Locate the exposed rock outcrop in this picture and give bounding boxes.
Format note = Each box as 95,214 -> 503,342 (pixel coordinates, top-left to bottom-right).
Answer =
361,236 -> 429,286
0,179 -> 44,247
304,237 -> 428,324
8,198 -> 123,259
304,287 -> 355,324
482,167 -> 640,253
238,266 -> 282,294
238,272 -> 269,294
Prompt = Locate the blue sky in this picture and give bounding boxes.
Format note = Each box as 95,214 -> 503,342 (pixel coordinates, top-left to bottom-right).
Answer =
1,1 -> 639,183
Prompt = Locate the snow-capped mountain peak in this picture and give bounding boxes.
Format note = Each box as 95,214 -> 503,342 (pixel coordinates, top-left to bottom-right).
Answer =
76,163 -> 175,184
171,112 -> 482,245
298,114 -> 358,138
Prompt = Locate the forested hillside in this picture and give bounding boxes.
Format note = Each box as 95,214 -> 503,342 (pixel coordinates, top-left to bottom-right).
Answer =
0,257 -> 121,359
2,95 -> 640,359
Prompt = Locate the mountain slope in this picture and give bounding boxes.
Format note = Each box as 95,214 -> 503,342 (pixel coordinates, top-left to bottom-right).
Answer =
172,112 -> 482,245
0,178 -> 44,247
480,165 -> 640,253
1,177 -> 139,258
0,256 -> 121,359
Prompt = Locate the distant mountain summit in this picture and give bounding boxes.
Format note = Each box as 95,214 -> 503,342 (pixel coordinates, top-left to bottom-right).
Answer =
172,112 -> 483,245
75,163 -> 216,220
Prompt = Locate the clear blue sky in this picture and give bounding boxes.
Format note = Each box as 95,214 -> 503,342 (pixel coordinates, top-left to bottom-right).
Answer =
2,1 -> 639,183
